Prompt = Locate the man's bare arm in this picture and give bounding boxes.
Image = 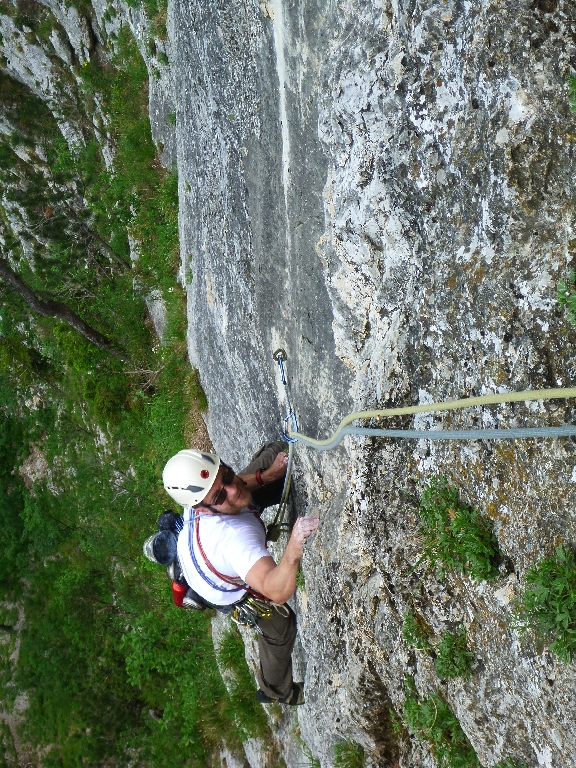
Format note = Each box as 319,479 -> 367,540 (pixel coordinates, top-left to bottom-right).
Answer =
239,451 -> 288,493
244,515 -> 319,603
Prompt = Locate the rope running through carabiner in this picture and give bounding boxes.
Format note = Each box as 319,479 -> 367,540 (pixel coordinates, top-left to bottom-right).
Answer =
287,386 -> 576,449
269,352 -> 576,530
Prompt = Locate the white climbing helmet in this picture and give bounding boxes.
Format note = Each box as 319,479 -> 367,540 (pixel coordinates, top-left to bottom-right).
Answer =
162,449 -> 220,507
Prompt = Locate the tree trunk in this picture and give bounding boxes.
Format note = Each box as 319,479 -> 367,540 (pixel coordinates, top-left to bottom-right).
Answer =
0,259 -> 121,353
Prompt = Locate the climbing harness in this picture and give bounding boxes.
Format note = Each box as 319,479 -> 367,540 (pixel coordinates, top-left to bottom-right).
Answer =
187,511 -> 271,601
272,351 -> 576,452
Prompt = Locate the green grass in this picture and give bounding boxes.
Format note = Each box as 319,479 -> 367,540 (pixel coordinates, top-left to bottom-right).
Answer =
0,721 -> 17,768
333,740 -> 365,768
414,477 -> 500,581
296,566 -> 306,591
402,677 -> 480,768
299,740 -> 321,768
434,627 -> 475,681
513,545 -> 576,663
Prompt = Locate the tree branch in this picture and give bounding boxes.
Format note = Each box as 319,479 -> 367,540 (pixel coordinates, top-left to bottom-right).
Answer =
0,258 -> 122,355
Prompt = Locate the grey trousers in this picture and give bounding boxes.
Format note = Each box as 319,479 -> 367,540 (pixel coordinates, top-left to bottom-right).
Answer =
256,603 -> 297,699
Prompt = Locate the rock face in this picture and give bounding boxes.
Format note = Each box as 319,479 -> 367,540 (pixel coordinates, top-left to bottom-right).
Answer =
175,0 -> 576,766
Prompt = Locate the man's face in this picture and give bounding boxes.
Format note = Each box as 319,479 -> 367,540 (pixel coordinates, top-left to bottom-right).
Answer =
199,463 -> 252,514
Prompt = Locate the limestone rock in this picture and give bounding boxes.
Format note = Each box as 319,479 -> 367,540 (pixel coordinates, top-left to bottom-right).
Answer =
174,0 -> 576,766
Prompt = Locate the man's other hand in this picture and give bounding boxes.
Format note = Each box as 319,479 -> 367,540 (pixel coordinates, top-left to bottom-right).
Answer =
264,451 -> 289,483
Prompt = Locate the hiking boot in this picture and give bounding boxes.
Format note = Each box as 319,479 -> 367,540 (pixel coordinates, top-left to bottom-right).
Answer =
256,682 -> 304,705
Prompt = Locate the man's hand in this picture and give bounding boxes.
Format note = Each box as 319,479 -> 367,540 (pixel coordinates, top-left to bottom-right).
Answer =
239,451 -> 289,492
262,451 -> 289,484
289,515 -> 319,548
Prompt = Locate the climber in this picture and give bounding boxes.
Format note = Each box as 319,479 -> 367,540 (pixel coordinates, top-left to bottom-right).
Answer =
146,443 -> 319,706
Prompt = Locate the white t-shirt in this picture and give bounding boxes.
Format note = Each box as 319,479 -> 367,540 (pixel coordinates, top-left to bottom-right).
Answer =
177,506 -> 270,606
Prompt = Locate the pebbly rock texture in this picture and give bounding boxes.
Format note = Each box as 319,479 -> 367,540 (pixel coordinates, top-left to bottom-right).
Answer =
175,0 -> 576,766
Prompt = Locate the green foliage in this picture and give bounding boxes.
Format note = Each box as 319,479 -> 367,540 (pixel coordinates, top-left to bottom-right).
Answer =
513,546 -> 576,663
16,559 -> 144,765
217,624 -> 248,673
415,477 -> 499,581
558,271 -> 576,328
0,8 -> 214,768
434,627 -> 474,680
402,610 -> 432,651
402,677 -> 480,768
0,406 -> 27,585
493,759 -> 530,768
0,721 -> 17,768
333,740 -> 365,768
569,74 -> 576,113
296,566 -> 305,591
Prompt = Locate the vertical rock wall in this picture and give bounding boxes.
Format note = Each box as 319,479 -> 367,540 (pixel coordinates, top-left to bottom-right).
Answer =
174,0 -> 576,766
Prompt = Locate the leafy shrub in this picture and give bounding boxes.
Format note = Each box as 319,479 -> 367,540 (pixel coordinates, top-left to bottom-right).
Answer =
513,546 -> 576,663
434,627 -> 474,680
558,271 -> 576,327
296,566 -> 306,591
333,740 -> 365,768
402,677 -> 480,768
84,372 -> 129,423
415,477 -> 499,581
402,610 -> 432,651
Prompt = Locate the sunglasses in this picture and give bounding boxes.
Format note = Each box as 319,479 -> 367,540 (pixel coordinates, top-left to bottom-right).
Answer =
205,464 -> 236,507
